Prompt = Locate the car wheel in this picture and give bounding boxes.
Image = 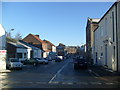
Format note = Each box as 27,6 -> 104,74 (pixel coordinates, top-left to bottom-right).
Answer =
6,66 -> 9,69
84,66 -> 88,69
33,63 -> 36,66
8,65 -> 12,70
43,62 -> 45,64
74,65 -> 78,70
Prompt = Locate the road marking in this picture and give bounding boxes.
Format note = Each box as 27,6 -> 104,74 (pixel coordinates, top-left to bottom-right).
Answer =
105,82 -> 114,85
35,82 -> 47,84
66,82 -> 73,85
62,82 -> 73,85
48,75 -> 57,83
77,82 -> 88,85
49,81 -> 59,84
90,82 -> 102,85
48,61 -> 70,83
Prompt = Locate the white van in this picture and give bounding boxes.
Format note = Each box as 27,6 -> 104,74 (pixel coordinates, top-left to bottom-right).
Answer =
6,58 -> 23,70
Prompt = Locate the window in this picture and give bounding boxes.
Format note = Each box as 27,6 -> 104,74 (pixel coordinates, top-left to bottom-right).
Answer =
112,11 -> 115,42
17,53 -> 22,58
100,27 -> 103,36
101,46 -> 103,50
101,53 -> 103,57
105,18 -> 107,35
24,53 -> 27,58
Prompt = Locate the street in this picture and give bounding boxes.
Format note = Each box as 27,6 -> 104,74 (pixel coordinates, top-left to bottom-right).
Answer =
0,58 -> 120,89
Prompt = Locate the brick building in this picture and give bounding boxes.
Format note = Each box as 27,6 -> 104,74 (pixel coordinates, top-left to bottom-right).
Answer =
86,18 -> 100,64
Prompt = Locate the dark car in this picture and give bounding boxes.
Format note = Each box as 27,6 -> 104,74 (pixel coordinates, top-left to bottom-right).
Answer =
21,58 -> 39,66
55,57 -> 61,62
73,57 -> 88,69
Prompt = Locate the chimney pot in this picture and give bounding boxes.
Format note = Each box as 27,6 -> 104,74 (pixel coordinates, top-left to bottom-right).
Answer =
35,35 -> 39,38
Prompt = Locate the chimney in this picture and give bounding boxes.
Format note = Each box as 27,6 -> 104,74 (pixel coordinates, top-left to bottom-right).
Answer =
35,35 -> 39,38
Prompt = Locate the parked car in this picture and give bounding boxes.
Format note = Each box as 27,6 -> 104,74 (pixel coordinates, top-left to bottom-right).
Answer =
21,58 -> 39,66
6,58 -> 23,70
46,56 -> 52,61
73,56 -> 88,69
34,58 -> 48,64
57,56 -> 63,60
55,57 -> 61,62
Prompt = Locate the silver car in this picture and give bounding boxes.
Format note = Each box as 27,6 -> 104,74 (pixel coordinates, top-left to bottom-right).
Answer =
6,58 -> 23,70
35,58 -> 48,64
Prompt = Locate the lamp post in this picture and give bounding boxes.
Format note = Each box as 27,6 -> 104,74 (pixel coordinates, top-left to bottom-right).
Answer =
7,29 -> 14,38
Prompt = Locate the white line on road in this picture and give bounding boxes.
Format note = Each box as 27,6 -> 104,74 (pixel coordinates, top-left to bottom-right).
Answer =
48,75 -> 57,83
105,82 -> 114,85
48,61 -> 70,83
90,82 -> 102,85
62,82 -> 73,85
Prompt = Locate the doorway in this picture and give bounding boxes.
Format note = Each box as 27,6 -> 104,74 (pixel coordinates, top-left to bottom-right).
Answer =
105,45 -> 108,66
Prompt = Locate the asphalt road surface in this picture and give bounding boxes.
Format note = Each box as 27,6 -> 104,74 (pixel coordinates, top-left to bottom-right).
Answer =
0,58 -> 120,89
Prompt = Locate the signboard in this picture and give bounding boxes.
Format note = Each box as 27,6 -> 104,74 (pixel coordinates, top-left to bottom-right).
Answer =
0,50 -> 6,70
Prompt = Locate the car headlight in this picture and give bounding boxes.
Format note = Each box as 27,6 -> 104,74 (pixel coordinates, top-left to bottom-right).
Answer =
10,63 -> 14,66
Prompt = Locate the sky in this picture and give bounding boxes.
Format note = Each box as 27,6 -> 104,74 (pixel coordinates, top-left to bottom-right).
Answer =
2,2 -> 114,46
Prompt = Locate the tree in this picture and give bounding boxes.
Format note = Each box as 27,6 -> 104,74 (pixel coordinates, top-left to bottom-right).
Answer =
14,32 -> 22,40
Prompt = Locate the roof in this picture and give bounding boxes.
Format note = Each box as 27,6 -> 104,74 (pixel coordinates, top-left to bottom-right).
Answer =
88,17 -> 100,23
94,1 -> 120,32
19,40 -> 40,50
98,1 -> 119,24
91,19 -> 100,23
43,40 -> 55,47
30,34 -> 43,43
8,42 -> 27,49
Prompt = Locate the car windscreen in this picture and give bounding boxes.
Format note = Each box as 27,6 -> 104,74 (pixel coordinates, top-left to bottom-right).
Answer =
11,59 -> 19,62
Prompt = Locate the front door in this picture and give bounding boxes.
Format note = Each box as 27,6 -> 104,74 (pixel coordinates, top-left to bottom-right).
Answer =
105,45 -> 108,66
95,52 -> 98,64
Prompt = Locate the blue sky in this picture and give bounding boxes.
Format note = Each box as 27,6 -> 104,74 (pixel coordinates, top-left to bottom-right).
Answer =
2,2 -> 114,46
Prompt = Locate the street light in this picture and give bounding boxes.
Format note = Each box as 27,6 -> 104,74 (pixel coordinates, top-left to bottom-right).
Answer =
7,29 -> 14,38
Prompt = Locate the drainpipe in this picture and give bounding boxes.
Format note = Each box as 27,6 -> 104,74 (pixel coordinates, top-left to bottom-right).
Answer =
115,3 -> 119,72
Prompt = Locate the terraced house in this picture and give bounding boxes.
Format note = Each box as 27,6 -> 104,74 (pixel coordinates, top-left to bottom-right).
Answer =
86,18 -> 100,64
93,1 -> 120,72
23,34 -> 56,58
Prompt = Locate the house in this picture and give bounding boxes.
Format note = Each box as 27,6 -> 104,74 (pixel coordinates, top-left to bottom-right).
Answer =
56,43 -> 66,56
66,46 -> 78,54
0,24 -> 7,70
23,34 -> 56,58
7,41 -> 28,61
93,1 -> 120,72
19,40 -> 42,59
42,39 -> 56,58
86,18 -> 100,64
22,34 -> 44,57
23,34 -> 43,49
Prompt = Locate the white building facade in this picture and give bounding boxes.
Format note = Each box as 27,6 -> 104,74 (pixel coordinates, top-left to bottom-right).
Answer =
0,24 -> 7,70
18,41 -> 42,59
93,1 -> 120,72
0,24 -> 6,50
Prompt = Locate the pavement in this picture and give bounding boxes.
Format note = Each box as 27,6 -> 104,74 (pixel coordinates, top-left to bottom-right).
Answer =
0,70 -> 11,73
89,65 -> 120,83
